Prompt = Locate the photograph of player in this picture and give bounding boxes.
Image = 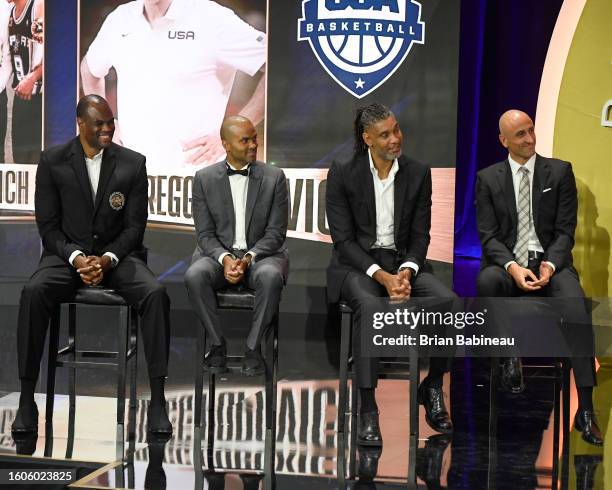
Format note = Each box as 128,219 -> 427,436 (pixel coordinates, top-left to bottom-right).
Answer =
79,0 -> 266,178
6,0 -> 43,164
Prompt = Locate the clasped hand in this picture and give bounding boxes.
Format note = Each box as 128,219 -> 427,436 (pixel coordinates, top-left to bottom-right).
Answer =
74,255 -> 112,286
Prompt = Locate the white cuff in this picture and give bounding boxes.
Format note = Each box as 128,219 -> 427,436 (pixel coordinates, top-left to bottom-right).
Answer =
504,260 -> 517,271
69,250 -> 85,267
218,252 -> 233,265
399,261 -> 419,276
543,260 -> 556,272
366,264 -> 382,278
103,252 -> 119,267
245,251 -> 256,265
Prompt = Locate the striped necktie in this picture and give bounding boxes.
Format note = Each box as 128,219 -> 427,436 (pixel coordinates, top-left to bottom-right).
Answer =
515,167 -> 530,267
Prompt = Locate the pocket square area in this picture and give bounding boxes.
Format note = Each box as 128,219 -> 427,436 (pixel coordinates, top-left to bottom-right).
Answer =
543,188 -> 552,193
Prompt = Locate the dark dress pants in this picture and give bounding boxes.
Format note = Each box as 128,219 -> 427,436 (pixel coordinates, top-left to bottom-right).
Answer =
17,256 -> 171,381
477,263 -> 596,387
184,253 -> 287,350
340,249 -> 456,388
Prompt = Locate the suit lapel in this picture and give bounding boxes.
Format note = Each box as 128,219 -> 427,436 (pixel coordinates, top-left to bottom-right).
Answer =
393,157 -> 409,243
497,160 -> 517,230
218,163 -> 235,242
531,155 -> 549,231
69,139 -> 94,210
356,155 -> 376,232
245,162 -> 262,234
93,146 -> 117,217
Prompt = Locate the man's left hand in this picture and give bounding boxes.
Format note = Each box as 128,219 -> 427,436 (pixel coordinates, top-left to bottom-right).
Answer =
182,133 -> 226,165
235,255 -> 252,275
532,262 -> 554,287
85,255 -> 113,286
15,75 -> 36,100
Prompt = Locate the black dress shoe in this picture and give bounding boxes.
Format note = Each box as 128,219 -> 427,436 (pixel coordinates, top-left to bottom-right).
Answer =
15,433 -> 38,456
11,403 -> 38,436
147,404 -> 173,438
357,446 -> 382,481
574,410 -> 604,446
499,357 -> 525,394
575,454 -> 603,490
204,339 -> 227,374
416,434 -> 451,486
417,382 -> 453,434
241,347 -> 265,376
357,411 -> 382,446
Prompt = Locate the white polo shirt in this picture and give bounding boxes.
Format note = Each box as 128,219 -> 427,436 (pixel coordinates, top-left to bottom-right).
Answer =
84,0 -> 266,174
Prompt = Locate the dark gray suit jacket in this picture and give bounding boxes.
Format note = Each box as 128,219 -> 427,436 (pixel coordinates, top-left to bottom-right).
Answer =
476,154 -> 577,271
191,160 -> 288,264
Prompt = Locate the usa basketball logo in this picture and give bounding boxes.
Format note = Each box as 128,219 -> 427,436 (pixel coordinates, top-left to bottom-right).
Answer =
298,0 -> 425,98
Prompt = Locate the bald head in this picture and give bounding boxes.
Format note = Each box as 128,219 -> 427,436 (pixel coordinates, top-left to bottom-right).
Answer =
77,94 -> 115,158
220,115 -> 258,168
220,115 -> 254,142
498,109 -> 536,164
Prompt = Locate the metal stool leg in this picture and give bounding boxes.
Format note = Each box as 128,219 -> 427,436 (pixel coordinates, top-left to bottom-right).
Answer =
337,309 -> 352,481
407,345 -> 419,486
127,308 -> 138,458
194,322 -> 205,488
561,361 -> 571,488
116,305 -> 129,461
44,307 -> 60,457
66,304 -> 77,459
551,361 -> 561,490
206,328 -> 216,472
264,312 -> 279,490
488,358 -> 500,490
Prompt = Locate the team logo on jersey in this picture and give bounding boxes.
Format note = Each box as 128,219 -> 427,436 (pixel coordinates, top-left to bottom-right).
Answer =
109,192 -> 125,211
168,30 -> 195,40
298,0 -> 425,98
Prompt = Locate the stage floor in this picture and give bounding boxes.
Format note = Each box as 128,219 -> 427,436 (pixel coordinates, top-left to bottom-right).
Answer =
1,362 -> 609,489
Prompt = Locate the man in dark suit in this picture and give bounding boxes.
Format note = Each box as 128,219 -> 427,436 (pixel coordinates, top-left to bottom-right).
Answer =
184,115 -> 288,376
11,95 -> 172,438
326,103 -> 455,446
476,109 -> 603,445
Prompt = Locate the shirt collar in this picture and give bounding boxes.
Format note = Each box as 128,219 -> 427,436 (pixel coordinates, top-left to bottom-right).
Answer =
135,0 -> 186,22
226,161 -> 250,172
85,149 -> 104,163
368,149 -> 399,179
508,153 -> 536,176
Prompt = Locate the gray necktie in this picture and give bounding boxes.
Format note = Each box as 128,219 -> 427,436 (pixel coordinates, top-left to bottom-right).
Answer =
515,167 -> 530,267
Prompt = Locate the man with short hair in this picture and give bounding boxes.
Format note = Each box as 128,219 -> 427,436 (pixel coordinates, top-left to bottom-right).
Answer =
476,109 -> 603,446
184,115 -> 288,375
326,102 -> 455,446
11,95 -> 172,438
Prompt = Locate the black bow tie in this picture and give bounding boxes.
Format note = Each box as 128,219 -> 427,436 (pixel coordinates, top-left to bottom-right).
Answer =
226,165 -> 249,177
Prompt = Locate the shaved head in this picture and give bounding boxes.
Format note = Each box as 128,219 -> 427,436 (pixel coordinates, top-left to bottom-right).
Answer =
498,109 -> 533,137
498,109 -> 536,164
220,115 -> 258,168
220,115 -> 253,142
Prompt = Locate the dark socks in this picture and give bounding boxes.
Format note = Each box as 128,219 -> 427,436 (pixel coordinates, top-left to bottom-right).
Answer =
19,378 -> 36,409
577,386 -> 594,413
359,388 -> 378,414
149,376 -> 167,408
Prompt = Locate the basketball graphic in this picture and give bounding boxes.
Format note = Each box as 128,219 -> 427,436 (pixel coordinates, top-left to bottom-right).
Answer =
298,0 -> 425,98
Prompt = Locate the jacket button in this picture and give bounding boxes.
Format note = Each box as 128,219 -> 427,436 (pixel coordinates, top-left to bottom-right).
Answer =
93,234 -> 99,240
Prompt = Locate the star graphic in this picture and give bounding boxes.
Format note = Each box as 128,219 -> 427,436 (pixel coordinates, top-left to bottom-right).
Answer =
355,78 -> 365,89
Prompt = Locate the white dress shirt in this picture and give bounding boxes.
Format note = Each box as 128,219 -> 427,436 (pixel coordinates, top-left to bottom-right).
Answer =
365,150 -> 420,278
217,162 -> 256,265
69,149 -> 119,268
505,154 -> 555,271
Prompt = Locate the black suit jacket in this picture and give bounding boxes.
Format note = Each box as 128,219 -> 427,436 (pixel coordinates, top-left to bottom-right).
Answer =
326,153 -> 432,302
35,137 -> 148,268
475,154 -> 577,271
